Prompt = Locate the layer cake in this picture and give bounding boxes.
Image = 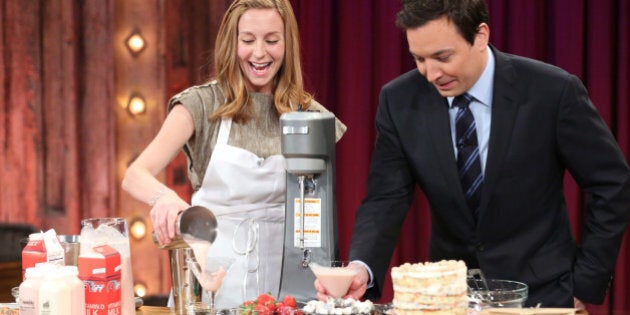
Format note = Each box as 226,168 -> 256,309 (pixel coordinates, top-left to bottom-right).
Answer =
391,260 -> 467,314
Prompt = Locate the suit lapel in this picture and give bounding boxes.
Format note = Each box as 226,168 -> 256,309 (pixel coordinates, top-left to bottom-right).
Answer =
479,49 -> 520,217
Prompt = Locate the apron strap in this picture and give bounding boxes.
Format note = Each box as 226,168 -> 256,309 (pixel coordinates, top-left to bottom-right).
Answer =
230,217 -> 260,301
217,119 -> 232,145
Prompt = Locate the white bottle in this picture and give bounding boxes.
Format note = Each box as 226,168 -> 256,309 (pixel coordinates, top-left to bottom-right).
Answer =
62,265 -> 86,315
18,267 -> 44,315
38,266 -> 72,315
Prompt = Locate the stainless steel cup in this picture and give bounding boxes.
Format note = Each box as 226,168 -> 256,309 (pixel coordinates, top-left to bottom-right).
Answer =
152,206 -> 217,314
57,234 -> 80,266
170,247 -> 202,314
19,237 -> 29,250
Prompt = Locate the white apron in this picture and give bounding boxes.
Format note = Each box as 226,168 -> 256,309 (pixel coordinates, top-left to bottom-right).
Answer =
191,118 -> 286,309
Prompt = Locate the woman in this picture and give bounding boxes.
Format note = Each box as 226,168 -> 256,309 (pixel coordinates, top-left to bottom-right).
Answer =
122,0 -> 346,308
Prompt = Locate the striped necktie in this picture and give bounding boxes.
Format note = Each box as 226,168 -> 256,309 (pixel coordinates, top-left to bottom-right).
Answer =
453,93 -> 483,221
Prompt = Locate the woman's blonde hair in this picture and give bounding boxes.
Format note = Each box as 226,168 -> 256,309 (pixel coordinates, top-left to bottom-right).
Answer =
210,0 -> 312,122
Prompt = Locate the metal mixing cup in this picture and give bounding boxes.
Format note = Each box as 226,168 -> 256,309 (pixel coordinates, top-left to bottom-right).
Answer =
177,206 -> 218,244
57,234 -> 80,266
168,246 -> 202,314
154,205 -> 218,249
153,206 -> 218,314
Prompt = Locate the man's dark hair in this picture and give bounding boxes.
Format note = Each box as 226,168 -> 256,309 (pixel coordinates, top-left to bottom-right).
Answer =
395,0 -> 489,45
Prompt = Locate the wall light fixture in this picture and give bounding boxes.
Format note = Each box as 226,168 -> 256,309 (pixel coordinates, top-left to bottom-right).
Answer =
129,216 -> 147,240
125,29 -> 146,56
126,94 -> 147,116
134,283 -> 147,297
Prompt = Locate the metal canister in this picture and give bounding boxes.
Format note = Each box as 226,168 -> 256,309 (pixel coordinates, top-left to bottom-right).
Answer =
172,247 -> 202,313
153,206 -> 218,314
153,234 -> 201,314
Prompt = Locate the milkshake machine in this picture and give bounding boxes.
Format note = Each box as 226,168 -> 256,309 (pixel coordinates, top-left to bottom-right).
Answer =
279,111 -> 339,301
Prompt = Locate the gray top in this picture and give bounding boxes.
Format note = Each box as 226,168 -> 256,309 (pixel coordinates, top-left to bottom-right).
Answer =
168,81 -> 347,191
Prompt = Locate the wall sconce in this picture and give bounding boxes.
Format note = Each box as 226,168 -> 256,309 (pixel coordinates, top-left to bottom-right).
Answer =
126,93 -> 147,116
134,283 -> 147,297
129,216 -> 147,240
125,29 -> 146,56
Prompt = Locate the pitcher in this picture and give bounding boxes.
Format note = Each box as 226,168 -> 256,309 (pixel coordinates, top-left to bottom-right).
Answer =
80,217 -> 135,315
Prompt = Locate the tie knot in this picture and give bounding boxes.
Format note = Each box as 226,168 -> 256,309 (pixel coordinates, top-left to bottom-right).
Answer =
452,93 -> 473,109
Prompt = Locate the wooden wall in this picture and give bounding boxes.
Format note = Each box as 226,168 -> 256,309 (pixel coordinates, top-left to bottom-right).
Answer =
0,0 -> 230,299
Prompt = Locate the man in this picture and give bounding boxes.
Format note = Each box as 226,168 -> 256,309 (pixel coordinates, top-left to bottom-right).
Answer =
316,0 -> 630,308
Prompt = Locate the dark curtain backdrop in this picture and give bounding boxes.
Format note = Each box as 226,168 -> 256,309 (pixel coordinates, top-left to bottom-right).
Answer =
290,0 -> 630,313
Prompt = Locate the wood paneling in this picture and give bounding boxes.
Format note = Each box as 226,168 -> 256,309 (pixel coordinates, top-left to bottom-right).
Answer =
41,0 -> 81,232
1,0 -> 44,226
0,0 -> 116,234
80,0 -> 117,223
0,0 -> 228,297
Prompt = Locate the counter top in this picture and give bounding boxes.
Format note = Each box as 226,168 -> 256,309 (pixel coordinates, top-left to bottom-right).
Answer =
136,306 -> 589,315
480,308 -> 588,315
136,306 -> 175,314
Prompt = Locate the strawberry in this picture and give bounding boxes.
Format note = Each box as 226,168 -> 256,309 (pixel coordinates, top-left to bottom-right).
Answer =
243,300 -> 256,307
276,305 -> 295,315
266,302 -> 278,313
254,304 -> 272,314
241,293 -> 300,315
281,295 -> 297,308
257,293 -> 276,307
239,300 -> 256,314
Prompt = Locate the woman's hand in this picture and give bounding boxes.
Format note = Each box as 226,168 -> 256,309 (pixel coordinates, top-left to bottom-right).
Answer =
150,190 -> 190,245
120,104 -> 196,246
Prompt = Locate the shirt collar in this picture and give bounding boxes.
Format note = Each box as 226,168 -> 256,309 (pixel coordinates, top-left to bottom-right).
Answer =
448,46 -> 495,108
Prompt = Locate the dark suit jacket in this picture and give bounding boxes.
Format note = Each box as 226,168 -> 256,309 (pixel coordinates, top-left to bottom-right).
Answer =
349,46 -> 630,306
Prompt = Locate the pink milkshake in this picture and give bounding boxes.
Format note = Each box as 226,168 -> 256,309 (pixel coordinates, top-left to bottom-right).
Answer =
309,262 -> 359,298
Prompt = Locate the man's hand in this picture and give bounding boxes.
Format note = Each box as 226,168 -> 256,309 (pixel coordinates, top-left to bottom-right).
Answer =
574,297 -> 586,310
314,262 -> 369,301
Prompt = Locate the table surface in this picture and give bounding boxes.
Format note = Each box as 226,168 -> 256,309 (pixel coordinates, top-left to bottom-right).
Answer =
0,261 -> 21,303
136,306 -> 175,314
480,308 -> 588,315
136,306 -> 589,315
